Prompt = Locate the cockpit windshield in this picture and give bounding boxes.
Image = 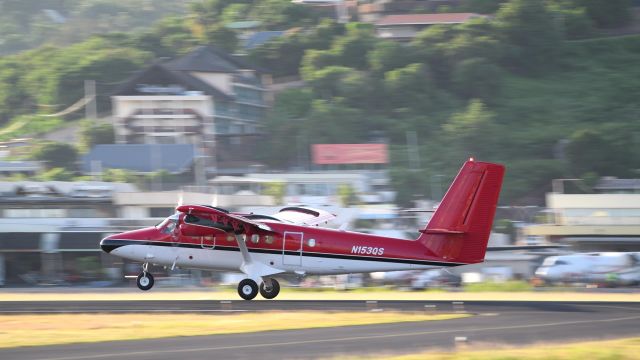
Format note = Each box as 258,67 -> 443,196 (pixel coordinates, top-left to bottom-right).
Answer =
156,214 -> 179,234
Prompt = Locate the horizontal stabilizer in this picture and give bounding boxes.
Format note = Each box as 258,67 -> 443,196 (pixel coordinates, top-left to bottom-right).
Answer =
419,228 -> 465,235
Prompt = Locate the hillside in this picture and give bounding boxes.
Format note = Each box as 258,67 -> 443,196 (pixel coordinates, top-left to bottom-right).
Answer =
0,0 -> 638,205
0,0 -> 186,55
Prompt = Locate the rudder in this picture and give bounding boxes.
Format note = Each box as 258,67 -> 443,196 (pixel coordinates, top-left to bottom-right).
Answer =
417,160 -> 505,264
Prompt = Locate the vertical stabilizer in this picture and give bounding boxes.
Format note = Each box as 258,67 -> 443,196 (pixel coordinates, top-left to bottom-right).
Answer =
417,160 -> 505,264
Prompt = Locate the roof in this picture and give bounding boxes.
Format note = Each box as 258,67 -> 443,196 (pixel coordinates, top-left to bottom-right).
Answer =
226,21 -> 262,29
82,144 -> 196,174
244,31 -> 285,50
111,63 -> 231,100
0,161 -> 41,172
376,13 -> 483,26
164,46 -> 265,73
595,178 -> 640,192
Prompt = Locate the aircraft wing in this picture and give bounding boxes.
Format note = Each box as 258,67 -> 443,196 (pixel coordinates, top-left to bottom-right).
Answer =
176,205 -> 275,234
487,245 -> 567,251
176,204 -> 284,278
271,206 -> 336,226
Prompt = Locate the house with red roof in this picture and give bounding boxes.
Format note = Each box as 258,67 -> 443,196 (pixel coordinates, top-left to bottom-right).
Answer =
375,13 -> 486,40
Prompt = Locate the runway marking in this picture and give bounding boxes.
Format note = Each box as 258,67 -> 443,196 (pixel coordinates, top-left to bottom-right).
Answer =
0,310 -> 248,314
31,313 -> 640,360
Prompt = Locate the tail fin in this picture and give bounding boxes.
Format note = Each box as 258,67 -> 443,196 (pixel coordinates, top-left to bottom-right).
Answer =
417,160 -> 505,264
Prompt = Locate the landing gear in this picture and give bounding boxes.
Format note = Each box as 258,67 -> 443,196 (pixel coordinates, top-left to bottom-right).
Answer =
260,278 -> 280,299
238,279 -> 259,300
137,263 -> 154,291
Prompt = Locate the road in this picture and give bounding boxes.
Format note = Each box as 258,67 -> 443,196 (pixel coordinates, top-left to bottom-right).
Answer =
1,301 -> 639,360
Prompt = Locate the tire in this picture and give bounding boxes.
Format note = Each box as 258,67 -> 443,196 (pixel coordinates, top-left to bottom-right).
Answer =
259,278 -> 280,299
238,279 -> 259,300
137,272 -> 154,291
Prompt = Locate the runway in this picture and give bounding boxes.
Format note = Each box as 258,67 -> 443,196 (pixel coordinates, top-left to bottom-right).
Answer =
1,301 -> 639,360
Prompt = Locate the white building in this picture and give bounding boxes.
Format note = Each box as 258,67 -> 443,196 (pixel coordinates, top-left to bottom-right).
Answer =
111,46 -> 272,175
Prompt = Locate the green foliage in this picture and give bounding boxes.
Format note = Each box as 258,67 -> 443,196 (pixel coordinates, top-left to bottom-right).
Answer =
565,128 -> 637,178
442,99 -> 497,159
36,167 -> 74,181
0,115 -> 63,141
203,24 -> 238,52
458,0 -> 508,14
464,280 -> 533,292
101,168 -> 138,183
495,0 -> 564,72
0,0 -> 187,56
262,182 -> 286,205
452,57 -> 502,101
79,121 -> 115,152
337,184 -> 357,207
581,0 -> 633,28
31,141 -> 78,170
548,1 -> 594,39
368,41 -> 414,74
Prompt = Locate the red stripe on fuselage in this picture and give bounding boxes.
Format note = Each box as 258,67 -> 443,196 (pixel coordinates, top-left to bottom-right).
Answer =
113,222 -> 456,264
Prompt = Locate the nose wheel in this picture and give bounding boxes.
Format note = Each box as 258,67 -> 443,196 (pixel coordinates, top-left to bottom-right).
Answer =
136,263 -> 154,291
238,279 -> 259,300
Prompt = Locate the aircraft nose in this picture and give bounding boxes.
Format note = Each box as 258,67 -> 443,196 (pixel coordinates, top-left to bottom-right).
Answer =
100,234 -> 121,254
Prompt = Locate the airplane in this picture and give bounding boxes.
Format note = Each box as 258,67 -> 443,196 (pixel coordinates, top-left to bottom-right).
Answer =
535,252 -> 640,286
100,159 -> 505,300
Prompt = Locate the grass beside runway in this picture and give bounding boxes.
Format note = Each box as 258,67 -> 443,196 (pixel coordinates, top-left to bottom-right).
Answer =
349,337 -> 640,359
0,312 -> 468,349
0,288 -> 639,302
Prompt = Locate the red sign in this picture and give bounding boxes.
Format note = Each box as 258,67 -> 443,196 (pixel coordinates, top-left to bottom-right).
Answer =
312,144 -> 388,165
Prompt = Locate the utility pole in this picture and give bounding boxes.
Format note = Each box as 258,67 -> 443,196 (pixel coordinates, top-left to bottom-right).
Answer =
406,130 -> 420,171
84,79 -> 97,121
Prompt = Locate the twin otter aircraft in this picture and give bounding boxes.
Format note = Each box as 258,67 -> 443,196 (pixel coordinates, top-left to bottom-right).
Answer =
100,160 -> 505,300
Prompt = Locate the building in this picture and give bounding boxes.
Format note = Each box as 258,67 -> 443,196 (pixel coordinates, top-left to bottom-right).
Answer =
357,0 -> 462,22
0,179 -> 276,286
82,144 -> 197,175
375,13 -> 485,40
523,181 -> 640,251
111,46 -> 272,176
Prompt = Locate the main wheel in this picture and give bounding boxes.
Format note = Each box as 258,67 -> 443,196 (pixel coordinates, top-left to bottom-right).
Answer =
136,272 -> 154,291
260,278 -> 280,299
238,279 -> 259,300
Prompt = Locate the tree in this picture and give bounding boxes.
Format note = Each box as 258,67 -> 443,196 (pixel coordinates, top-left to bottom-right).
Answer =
329,24 -> 377,69
36,167 -> 74,181
459,0 -> 507,14
495,0 -> 564,72
202,24 -> 238,52
80,121 -> 115,151
581,0 -> 632,28
368,41 -> 413,74
565,129 -> 630,177
263,182 -> 286,205
306,66 -> 355,99
442,99 -> 497,159
338,184 -> 357,207
452,57 -> 502,101
384,63 -> 433,109
31,141 -> 79,170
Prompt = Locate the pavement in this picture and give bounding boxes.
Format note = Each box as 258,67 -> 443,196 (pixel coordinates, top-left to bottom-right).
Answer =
1,301 -> 639,360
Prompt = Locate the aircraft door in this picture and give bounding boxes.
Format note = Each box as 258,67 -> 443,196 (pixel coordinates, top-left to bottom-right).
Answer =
201,235 -> 215,249
282,232 -> 303,266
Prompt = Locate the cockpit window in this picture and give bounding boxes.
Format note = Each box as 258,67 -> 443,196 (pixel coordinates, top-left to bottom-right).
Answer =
156,214 -> 179,234
184,213 -> 233,232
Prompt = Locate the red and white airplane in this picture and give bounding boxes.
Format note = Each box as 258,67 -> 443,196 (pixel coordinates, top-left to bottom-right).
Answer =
100,160 -> 505,300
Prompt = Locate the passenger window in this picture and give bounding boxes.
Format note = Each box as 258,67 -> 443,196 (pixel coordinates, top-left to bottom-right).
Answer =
227,235 -> 235,242
265,235 -> 274,244
251,234 -> 259,244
